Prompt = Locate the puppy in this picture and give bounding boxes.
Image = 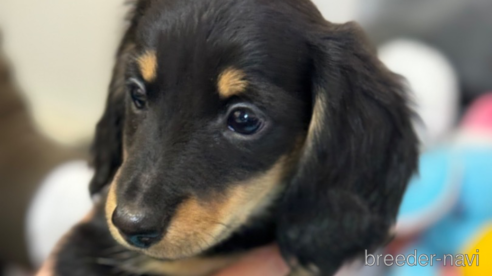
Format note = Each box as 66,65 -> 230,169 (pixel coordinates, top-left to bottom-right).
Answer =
46,0 -> 419,275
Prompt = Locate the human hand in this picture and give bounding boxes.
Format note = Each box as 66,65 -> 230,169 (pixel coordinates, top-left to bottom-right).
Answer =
214,245 -> 290,276
36,244 -> 290,276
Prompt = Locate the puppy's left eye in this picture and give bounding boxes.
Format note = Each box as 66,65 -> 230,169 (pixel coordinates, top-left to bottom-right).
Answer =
128,79 -> 147,110
227,106 -> 263,135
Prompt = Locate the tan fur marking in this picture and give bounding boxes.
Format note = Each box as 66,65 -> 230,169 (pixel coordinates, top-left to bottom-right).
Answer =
137,51 -> 157,82
307,93 -> 326,147
217,68 -> 248,98
105,170 -> 131,249
145,158 -> 288,259
106,144 -> 299,261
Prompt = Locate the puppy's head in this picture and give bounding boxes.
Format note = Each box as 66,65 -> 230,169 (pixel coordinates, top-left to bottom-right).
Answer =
90,0 -> 418,261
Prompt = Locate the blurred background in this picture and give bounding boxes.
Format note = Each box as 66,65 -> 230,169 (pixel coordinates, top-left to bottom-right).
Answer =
0,0 -> 491,275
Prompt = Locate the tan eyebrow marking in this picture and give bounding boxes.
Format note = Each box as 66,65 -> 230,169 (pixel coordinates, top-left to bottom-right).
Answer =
217,68 -> 248,98
137,50 -> 158,82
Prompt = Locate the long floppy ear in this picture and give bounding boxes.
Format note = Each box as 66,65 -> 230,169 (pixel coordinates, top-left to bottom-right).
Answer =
88,46 -> 129,196
89,0 -> 152,196
277,22 -> 419,275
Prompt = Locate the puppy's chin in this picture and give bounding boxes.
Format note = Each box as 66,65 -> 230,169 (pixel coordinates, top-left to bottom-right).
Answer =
143,227 -> 235,261
142,237 -> 219,261
135,242 -> 209,261
105,196 -> 226,260
107,216 -> 236,261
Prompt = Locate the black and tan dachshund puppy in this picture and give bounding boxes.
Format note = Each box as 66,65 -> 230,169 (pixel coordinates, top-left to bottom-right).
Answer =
45,0 -> 419,275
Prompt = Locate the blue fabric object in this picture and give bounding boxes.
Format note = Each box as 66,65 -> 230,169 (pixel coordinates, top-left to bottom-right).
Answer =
390,147 -> 492,276
398,148 -> 455,221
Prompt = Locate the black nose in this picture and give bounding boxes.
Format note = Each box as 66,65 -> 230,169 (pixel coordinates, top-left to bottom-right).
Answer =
111,205 -> 163,248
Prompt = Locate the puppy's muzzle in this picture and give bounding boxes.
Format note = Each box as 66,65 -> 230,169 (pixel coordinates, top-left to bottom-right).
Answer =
111,204 -> 167,248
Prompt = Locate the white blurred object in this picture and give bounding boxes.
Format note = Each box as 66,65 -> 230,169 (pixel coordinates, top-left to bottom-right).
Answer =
312,0 -> 360,23
378,39 -> 459,148
26,161 -> 93,267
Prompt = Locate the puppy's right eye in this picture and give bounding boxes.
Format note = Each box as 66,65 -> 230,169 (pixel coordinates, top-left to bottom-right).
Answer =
128,78 -> 147,110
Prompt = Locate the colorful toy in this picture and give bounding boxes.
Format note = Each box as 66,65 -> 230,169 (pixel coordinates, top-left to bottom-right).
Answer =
388,93 -> 492,276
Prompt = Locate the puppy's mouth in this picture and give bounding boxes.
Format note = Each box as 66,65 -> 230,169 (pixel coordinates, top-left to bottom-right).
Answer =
104,158 -> 287,260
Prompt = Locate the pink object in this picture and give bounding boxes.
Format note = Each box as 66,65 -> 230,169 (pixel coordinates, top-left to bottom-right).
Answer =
461,93 -> 492,131
440,265 -> 462,276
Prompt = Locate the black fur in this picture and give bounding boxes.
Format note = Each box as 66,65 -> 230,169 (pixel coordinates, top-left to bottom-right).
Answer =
55,199 -> 124,276
277,23 -> 418,274
54,0 -> 419,275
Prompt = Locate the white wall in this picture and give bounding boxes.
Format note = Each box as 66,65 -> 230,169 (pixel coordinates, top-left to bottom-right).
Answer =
0,0 -> 359,144
0,0 -> 127,144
